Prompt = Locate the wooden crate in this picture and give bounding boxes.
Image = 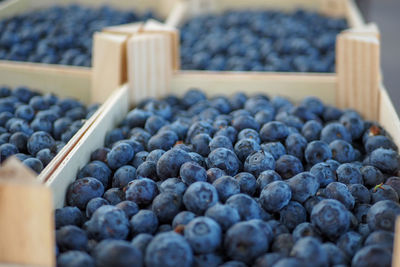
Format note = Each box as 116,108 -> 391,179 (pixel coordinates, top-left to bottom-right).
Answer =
0,66 -> 108,184
165,0 -> 365,75
45,25 -> 399,209
0,0 -> 179,76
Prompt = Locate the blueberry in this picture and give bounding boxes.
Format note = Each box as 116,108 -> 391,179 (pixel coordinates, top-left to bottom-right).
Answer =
184,216 -> 222,254
224,221 -> 270,263
351,245 -> 392,267
233,138 -> 260,162
285,133 -> 307,160
103,188 -> 124,205
309,162 -> 336,187
36,148 -> 54,166
279,201 -> 307,231
146,149 -> 165,163
290,237 -> 328,267
366,148 -> 400,174
275,154 -> 304,179
145,232 -> 193,267
115,200 -> 139,219
232,115 -> 260,132
55,206 -> 84,228
156,148 -> 192,180
340,111 -> 364,140
136,161 -> 158,180
0,143 -> 18,162
311,199 -> 350,240
260,181 -> 291,212
77,161 -> 112,188
205,203 -> 240,232
292,222 -> 320,242
244,150 -> 275,177
365,135 -> 397,154
348,183 -> 371,204
336,231 -> 363,258
365,230 -> 394,247
57,251 -> 94,267
253,253 -> 283,267
259,121 -> 289,142
131,233 -> 153,255
212,176 -> 240,202
159,178 -> 187,195
234,172 -> 257,196
323,182 -> 355,209
172,211 -> 196,229
385,176 -> 400,196
301,120 -> 323,142
321,242 -> 348,265
329,139 -> 356,163
305,140 -> 332,165
261,141 -> 286,160
66,177 -> 104,209
320,122 -> 352,144
226,193 -> 261,220
86,205 -> 129,240
191,133 -> 211,156
237,128 -> 260,144
152,192 -> 182,223
106,142 -> 134,170
271,233 -> 294,256
337,163 -> 363,184
371,184 -> 399,203
180,161 -> 207,185
22,157 -> 43,173
147,130 -> 178,151
193,253 -> 223,267
125,178 -> 158,206
207,147 -> 240,176
93,240 -> 143,267
56,225 -> 88,252
183,182 -> 218,215
27,131 -> 55,156
286,172 -> 319,203
219,261 -> 247,267
85,197 -> 109,218
112,165 -> 136,188
130,210 -> 158,235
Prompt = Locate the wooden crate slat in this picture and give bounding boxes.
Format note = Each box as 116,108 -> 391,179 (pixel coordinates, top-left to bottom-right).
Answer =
171,71 -> 337,104
0,62 -> 92,104
46,85 -> 130,208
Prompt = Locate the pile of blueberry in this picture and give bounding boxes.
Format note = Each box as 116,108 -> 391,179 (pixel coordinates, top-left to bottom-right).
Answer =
0,5 -> 155,67
0,86 -> 98,173
180,10 -> 347,72
56,89 -> 400,267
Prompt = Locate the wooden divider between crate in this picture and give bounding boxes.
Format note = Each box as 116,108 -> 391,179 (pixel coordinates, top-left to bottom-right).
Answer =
0,158 -> 54,267
336,28 -> 380,121
91,33 -> 130,103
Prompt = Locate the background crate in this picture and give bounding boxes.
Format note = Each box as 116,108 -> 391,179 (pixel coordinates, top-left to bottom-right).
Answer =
166,0 -> 365,75
0,0 -> 179,76
0,67 -> 107,183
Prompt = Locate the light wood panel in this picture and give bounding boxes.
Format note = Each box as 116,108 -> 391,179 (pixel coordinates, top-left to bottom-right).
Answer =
91,33 -> 129,103
0,158 -> 54,267
46,85 -> 129,208
336,31 -> 380,121
171,71 -> 337,105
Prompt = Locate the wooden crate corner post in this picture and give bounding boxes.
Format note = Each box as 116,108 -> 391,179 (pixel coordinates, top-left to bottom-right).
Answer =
336,27 -> 381,121
91,32 -> 130,104
126,23 -> 178,104
0,157 -> 55,267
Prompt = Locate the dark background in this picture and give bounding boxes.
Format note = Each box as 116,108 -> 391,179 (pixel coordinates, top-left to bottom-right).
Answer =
356,0 -> 400,113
